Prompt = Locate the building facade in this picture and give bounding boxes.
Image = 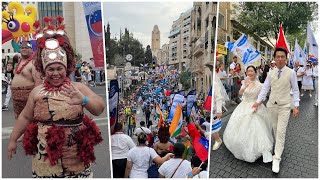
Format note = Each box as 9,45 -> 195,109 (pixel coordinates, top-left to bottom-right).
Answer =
190,2 -> 217,96
168,8 -> 192,72
217,2 -> 274,73
156,44 -> 169,65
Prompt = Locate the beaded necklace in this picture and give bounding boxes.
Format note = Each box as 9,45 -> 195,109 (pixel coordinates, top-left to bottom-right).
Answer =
15,53 -> 35,74
39,77 -> 71,96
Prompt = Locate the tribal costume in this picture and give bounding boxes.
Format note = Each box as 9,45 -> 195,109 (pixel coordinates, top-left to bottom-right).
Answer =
11,85 -> 34,119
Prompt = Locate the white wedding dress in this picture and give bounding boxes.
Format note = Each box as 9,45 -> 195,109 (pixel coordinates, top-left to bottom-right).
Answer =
223,80 -> 273,163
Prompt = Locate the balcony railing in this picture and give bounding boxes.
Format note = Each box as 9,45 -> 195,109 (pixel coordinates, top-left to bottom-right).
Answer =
193,37 -> 205,56
168,29 -> 180,38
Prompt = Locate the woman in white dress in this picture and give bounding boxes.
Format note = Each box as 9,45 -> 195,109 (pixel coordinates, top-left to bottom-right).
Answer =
223,65 -> 273,163
301,64 -> 314,97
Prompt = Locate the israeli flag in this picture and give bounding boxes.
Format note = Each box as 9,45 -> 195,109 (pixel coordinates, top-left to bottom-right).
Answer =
230,34 -> 261,65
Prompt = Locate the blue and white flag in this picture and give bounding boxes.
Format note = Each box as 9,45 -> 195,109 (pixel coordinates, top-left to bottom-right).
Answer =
303,41 -> 307,56
294,38 -> 306,66
230,34 -> 261,65
224,42 -> 234,50
109,80 -> 119,133
288,52 -> 294,69
189,103 -> 198,123
307,23 -> 318,62
187,90 -> 197,117
168,94 -> 185,122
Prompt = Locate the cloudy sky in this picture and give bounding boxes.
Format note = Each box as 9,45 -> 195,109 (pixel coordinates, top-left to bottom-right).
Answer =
103,2 -> 193,48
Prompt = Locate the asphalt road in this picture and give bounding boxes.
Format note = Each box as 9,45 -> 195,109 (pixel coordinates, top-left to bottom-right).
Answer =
2,85 -> 111,178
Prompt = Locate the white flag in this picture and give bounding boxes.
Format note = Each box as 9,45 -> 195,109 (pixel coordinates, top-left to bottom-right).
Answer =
294,38 -> 307,66
307,23 -> 318,61
230,34 -> 261,65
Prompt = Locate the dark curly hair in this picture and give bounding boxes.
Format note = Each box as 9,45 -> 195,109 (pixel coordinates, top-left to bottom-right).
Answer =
158,123 -> 170,143
34,34 -> 75,78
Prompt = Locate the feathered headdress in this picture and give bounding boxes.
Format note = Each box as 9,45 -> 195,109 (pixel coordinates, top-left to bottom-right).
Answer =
34,16 -> 68,70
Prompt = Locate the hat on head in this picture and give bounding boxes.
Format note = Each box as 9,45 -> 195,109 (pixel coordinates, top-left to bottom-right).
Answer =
20,41 -> 32,49
271,60 -> 276,64
35,16 -> 68,70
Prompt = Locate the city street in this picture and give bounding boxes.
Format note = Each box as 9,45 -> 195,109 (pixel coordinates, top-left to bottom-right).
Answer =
210,91 -> 318,178
2,85 -> 111,178
124,105 -> 147,144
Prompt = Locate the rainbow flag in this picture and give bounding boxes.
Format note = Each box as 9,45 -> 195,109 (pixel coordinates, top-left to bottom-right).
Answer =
169,103 -> 183,138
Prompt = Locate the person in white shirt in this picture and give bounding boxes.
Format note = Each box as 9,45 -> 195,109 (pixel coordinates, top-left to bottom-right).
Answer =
134,121 -> 151,136
158,143 -> 192,178
301,64 -> 314,97
125,132 -> 172,178
312,62 -> 318,106
294,61 -> 305,95
229,56 -> 238,70
270,60 -> 277,71
111,123 -> 136,178
189,155 -> 208,178
252,47 -> 300,173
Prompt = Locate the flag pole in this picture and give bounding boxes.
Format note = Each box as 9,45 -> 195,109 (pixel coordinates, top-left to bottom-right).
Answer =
197,162 -> 204,170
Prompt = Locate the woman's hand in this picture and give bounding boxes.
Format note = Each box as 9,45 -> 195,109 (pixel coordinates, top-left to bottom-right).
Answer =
8,140 -> 17,160
61,84 -> 85,105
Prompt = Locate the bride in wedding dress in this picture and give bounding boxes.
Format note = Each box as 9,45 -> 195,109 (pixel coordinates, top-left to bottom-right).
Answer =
223,65 -> 273,163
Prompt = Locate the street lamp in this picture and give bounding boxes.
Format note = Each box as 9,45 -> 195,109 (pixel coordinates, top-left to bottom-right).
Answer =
144,57 -> 146,80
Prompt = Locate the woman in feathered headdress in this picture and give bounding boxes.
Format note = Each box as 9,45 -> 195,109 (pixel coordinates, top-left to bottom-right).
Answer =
8,16 -> 105,178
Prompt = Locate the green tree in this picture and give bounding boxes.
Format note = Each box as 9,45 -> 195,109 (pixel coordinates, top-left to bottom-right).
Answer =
105,23 -> 111,65
180,70 -> 191,91
237,2 -> 318,45
107,26 -> 145,66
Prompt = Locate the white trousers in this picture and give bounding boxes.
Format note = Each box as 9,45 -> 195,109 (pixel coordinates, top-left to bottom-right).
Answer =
4,85 -> 11,107
267,103 -> 291,160
315,77 -> 318,104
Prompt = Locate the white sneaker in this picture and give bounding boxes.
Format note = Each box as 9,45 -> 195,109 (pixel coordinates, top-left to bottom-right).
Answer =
272,157 -> 280,173
301,94 -> 304,97
314,103 -> 318,106
309,94 -> 312,97
212,140 -> 222,151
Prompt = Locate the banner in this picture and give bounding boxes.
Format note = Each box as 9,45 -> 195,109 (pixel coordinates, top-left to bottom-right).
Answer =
83,2 -> 105,68
187,90 -> 197,117
230,34 -> 261,65
294,38 -> 306,66
168,94 -> 185,122
109,80 -> 119,133
307,23 -> 318,62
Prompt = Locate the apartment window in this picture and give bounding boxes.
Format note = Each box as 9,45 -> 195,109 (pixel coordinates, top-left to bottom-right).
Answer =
2,49 -> 4,53
218,13 -> 225,29
218,13 -> 225,28
8,49 -> 10,53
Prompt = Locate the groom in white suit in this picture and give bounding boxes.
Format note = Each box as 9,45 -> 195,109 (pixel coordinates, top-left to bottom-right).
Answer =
252,47 -> 300,173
